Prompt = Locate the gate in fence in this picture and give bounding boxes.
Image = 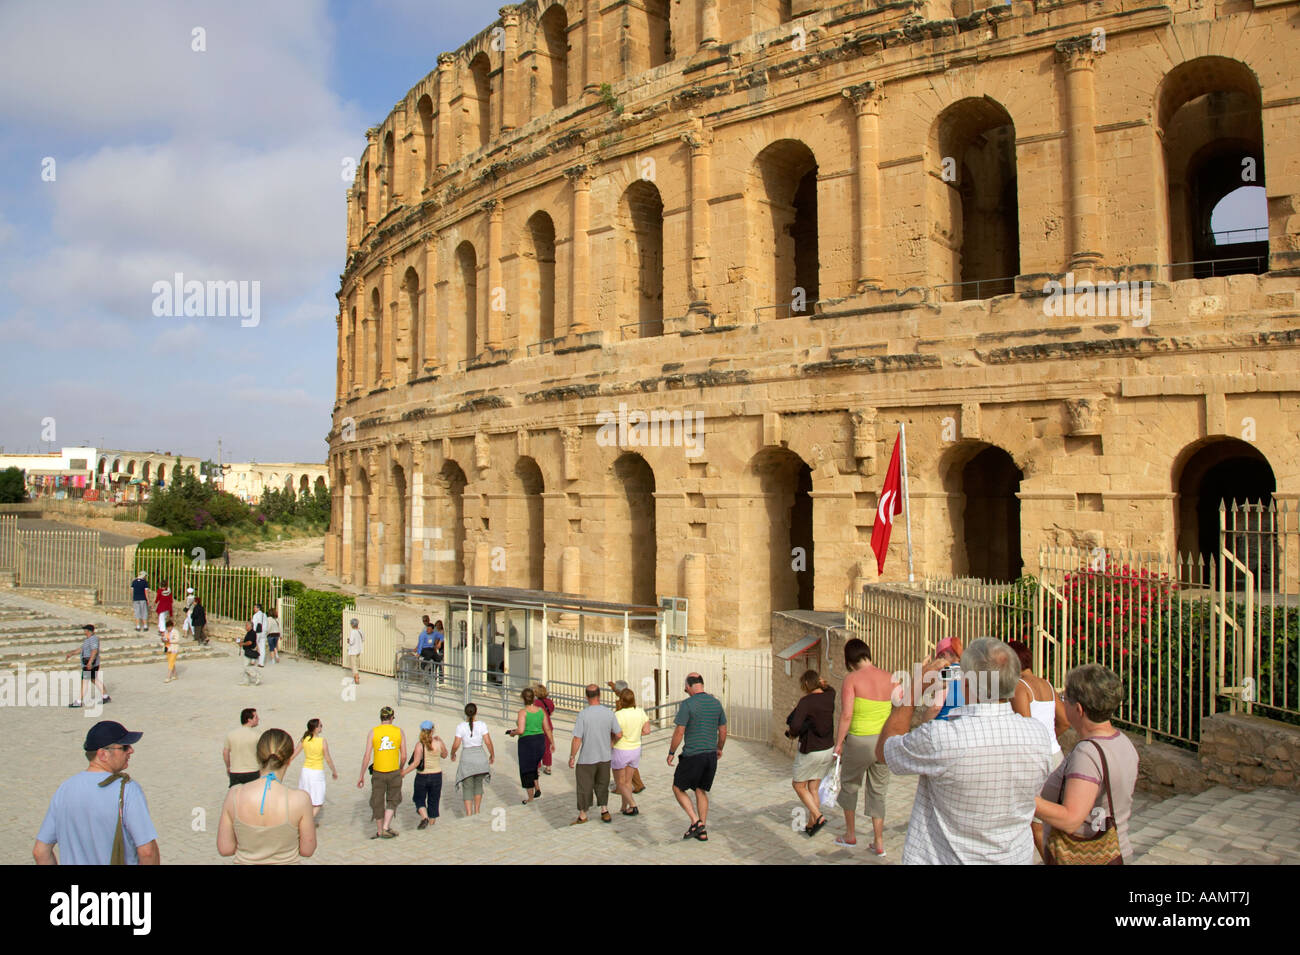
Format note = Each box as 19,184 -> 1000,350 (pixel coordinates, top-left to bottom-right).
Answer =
846,501 -> 1299,747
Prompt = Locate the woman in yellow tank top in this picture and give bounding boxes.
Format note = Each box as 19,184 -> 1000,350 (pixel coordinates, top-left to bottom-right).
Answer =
832,638 -> 897,855
289,719 -> 338,820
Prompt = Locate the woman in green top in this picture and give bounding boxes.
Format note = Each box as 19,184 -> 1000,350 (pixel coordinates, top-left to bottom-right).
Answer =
506,687 -> 553,804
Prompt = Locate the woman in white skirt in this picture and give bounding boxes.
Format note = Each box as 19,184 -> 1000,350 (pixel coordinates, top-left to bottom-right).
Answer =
289,718 -> 338,821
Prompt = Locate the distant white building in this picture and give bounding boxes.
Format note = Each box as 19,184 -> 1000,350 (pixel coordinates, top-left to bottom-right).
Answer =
221,462 -> 329,504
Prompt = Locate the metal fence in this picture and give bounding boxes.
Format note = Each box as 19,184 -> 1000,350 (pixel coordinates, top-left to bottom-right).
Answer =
278,596 -> 298,655
131,548 -> 281,623
342,605 -> 411,677
0,514 -> 15,571
845,502 -> 1299,748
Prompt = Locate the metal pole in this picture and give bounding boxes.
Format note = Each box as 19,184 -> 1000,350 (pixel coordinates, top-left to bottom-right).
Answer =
541,604 -> 549,686
658,610 -> 667,728
899,422 -> 916,583
622,610 -> 630,684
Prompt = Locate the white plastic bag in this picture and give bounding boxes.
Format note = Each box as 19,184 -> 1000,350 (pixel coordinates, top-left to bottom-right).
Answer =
818,754 -> 842,810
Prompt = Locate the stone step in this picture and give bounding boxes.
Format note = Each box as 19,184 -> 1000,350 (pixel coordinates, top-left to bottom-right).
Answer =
1127,785 -> 1240,859
15,646 -> 230,672
1132,786 -> 1300,865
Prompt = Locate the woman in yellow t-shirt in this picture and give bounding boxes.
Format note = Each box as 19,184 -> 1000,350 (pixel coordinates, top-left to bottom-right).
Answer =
289,719 -> 338,821
612,688 -> 649,816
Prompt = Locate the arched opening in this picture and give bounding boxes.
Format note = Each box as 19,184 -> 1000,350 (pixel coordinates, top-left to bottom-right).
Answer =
142,462 -> 151,483
285,474 -> 294,493
370,286 -> 383,385
521,211 -> 557,346
382,130 -> 395,214
646,0 -> 671,68
315,475 -> 326,494
417,94 -> 434,189
750,448 -> 815,614
539,4 -> 569,110
157,464 -> 166,485
943,443 -> 1023,581
389,462 -> 408,588
353,466 -> 370,587
455,241 -> 478,362
779,0 -> 793,22
929,97 -> 1019,299
438,461 -> 468,586
402,266 -> 420,378
1175,438 -> 1275,573
300,474 -> 309,494
126,460 -> 135,476
349,305 -> 359,390
753,140 -> 819,317
515,457 -> 545,590
612,453 -> 657,609
1159,57 -> 1266,279
467,52 -> 492,150
1211,186 -> 1268,248
619,180 -> 664,338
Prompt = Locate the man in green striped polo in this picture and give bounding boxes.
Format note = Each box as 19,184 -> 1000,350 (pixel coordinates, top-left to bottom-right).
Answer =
666,672 -> 727,842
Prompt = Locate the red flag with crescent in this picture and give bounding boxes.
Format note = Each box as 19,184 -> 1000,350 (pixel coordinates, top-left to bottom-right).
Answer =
871,432 -> 904,575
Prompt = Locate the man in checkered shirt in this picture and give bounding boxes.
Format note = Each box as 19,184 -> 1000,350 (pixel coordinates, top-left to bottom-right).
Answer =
876,637 -> 1052,864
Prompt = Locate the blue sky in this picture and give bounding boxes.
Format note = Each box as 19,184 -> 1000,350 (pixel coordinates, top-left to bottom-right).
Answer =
0,1 -> 1265,465
0,0 -> 495,464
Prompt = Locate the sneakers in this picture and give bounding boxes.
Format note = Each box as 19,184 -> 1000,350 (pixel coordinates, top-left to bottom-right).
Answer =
417,818 -> 429,830
68,701 -> 83,708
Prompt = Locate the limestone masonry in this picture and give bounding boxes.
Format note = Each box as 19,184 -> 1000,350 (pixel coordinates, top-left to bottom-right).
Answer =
326,0 -> 1300,647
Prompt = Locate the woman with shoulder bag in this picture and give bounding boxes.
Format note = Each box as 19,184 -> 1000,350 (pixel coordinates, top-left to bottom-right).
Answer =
785,669 -> 836,838
1035,664 -> 1140,864
402,720 -> 448,829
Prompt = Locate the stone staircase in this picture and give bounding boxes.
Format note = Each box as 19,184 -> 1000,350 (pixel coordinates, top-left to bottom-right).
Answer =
1128,785 -> 1300,864
0,603 -> 227,672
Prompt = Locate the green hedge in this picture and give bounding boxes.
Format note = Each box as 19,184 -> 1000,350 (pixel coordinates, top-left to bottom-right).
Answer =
281,579 -> 307,599
137,531 -> 226,560
294,590 -> 355,661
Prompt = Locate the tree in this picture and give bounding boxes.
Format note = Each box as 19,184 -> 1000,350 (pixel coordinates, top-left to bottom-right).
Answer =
0,467 -> 26,503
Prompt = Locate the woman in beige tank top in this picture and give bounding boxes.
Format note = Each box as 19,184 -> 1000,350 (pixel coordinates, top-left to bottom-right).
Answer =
217,728 -> 316,864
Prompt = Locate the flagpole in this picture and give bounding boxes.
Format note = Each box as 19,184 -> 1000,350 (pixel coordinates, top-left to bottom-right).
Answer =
899,423 -> 915,583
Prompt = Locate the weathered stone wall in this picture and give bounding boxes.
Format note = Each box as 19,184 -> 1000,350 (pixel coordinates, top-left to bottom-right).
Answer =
328,0 -> 1300,647
1199,712 -> 1300,792
769,610 -> 842,748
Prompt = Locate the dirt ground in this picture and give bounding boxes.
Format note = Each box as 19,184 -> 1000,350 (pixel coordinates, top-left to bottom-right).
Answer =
226,537 -> 338,590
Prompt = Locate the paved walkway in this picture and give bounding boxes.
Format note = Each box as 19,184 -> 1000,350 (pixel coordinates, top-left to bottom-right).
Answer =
6,589 -> 1296,866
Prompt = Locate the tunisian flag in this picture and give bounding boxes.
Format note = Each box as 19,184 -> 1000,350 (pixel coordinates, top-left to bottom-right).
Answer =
870,432 -> 904,575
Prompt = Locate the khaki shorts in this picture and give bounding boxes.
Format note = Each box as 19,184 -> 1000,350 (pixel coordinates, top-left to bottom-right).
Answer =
837,734 -> 890,820
370,770 -> 402,818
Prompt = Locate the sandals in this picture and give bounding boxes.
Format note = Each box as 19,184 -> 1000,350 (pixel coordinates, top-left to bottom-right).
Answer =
694,825 -> 709,841
620,807 -> 639,816
806,815 -> 827,838
570,816 -> 588,826
383,829 -> 398,838
683,821 -> 703,840
600,810 -> 612,823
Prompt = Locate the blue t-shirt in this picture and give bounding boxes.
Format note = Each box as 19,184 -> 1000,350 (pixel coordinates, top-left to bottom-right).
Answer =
36,771 -> 158,864
130,579 -> 148,601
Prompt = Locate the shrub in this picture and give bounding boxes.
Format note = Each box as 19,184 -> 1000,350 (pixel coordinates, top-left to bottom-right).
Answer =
294,589 -> 355,661
0,467 -> 26,503
281,579 -> 307,599
137,531 -> 226,560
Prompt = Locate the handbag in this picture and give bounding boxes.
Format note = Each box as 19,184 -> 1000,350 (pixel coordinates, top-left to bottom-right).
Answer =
1044,740 -> 1123,865
818,754 -> 842,810
407,744 -> 426,772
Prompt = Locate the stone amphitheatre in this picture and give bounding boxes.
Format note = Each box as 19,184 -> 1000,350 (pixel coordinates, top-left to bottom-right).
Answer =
325,0 -> 1299,649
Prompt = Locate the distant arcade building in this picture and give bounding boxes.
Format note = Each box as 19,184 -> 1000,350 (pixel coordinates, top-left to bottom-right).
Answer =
326,0 -> 1300,648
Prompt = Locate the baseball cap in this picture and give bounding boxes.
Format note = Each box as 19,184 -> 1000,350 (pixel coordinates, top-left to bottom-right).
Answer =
380,706 -> 395,720
936,637 -> 957,656
419,720 -> 433,731
84,721 -> 143,752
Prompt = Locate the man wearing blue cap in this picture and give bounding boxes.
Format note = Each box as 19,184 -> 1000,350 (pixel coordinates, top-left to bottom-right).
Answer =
33,721 -> 160,865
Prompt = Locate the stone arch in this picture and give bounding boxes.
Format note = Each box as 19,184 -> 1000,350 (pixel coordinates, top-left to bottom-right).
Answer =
300,474 -> 310,494
437,460 -> 469,586
353,464 -> 371,586
416,94 -> 434,190
519,210 -> 557,346
928,96 -> 1019,299
141,461 -> 151,482
1173,437 -> 1275,571
747,447 -> 815,615
157,463 -> 167,484
618,180 -> 664,338
111,458 -> 121,476
315,475 -> 326,493
610,452 -> 657,608
454,241 -> 478,362
940,441 -> 1024,581
382,129 -> 396,214
751,139 -> 819,317
537,3 -> 569,111
514,456 -> 546,590
126,460 -> 136,476
466,52 -> 492,150
402,266 -> 421,376
388,460 -> 408,588
1157,57 -> 1266,278
370,286 -> 383,385
285,473 -> 295,493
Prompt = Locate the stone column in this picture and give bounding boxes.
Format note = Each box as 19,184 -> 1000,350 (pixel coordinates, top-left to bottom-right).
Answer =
380,259 -> 394,386
582,0 -> 601,95
352,279 -> 365,396
499,6 -> 519,133
436,53 -> 455,172
335,308 -> 346,399
340,454 -> 354,583
560,545 -> 581,627
683,124 -> 712,310
485,199 -> 504,350
324,456 -> 339,574
699,0 -> 719,47
365,449 -> 382,590
1057,38 -> 1104,277
566,165 -> 591,336
843,82 -> 884,291
362,285 -> 377,391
